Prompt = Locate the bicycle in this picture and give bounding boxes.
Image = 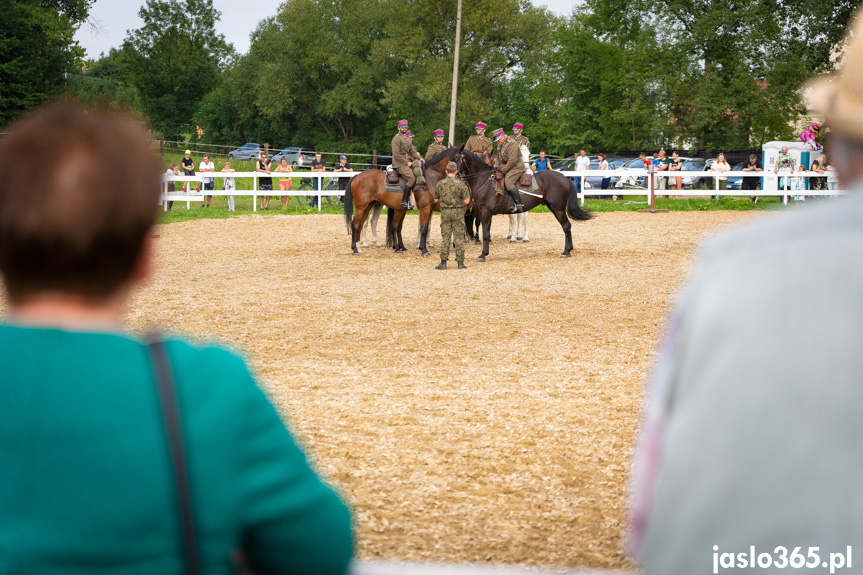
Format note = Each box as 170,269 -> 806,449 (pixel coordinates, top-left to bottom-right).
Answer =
295,176 -> 343,206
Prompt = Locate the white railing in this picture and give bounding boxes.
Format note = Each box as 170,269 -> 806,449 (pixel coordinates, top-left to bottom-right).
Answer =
161,172 -> 359,211
555,170 -> 844,206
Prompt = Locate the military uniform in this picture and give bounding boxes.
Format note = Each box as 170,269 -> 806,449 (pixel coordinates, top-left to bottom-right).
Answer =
392,133 -> 421,187
511,134 -> 530,151
465,135 -> 493,156
425,142 -> 447,162
498,137 -> 525,192
434,176 -> 470,263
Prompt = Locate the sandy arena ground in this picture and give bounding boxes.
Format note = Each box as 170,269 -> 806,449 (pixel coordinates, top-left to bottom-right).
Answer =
120,210 -> 761,570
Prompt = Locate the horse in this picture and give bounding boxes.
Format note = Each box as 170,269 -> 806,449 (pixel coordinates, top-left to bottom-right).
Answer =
508,212 -> 529,242
361,198 -> 436,249
344,147 -> 457,255
455,147 -> 591,260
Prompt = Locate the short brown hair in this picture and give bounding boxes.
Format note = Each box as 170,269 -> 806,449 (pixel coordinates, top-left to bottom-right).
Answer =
446,161 -> 458,173
0,99 -> 161,304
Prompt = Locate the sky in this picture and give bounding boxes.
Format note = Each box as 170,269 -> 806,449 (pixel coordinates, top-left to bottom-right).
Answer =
74,0 -> 579,59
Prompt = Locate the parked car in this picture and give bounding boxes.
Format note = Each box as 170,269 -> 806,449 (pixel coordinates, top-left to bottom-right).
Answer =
581,158 -> 630,190
227,143 -> 264,160
271,147 -> 317,167
616,158 -> 652,189
680,158 -> 716,189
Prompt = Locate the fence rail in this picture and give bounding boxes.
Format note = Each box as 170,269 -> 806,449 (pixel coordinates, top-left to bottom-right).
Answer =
161,170 -> 845,212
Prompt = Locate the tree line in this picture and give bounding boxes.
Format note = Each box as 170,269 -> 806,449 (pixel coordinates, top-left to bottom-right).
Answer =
4,0 -> 860,155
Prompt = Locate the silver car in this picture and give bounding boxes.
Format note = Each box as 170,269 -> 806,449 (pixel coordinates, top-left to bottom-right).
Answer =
271,147 -> 316,167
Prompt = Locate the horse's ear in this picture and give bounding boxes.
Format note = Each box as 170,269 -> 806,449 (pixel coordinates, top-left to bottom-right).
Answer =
458,143 -> 465,152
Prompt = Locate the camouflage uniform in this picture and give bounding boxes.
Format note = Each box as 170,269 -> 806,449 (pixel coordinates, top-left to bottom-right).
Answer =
392,133 -> 421,186
465,135 -> 493,156
425,142 -> 447,162
497,137 -> 525,192
434,176 -> 470,263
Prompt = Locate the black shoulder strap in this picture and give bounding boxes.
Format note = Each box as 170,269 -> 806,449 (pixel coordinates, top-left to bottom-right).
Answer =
148,335 -> 200,575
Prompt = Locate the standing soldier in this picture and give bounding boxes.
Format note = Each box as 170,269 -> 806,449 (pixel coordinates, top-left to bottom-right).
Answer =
433,161 -> 470,270
464,122 -> 493,157
425,129 -> 447,161
492,128 -> 525,212
511,122 -> 531,171
391,119 -> 423,209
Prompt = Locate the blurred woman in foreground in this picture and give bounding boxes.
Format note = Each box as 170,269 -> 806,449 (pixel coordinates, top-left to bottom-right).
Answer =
0,101 -> 353,574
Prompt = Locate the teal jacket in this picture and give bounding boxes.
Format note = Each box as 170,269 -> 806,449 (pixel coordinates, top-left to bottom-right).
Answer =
0,326 -> 353,574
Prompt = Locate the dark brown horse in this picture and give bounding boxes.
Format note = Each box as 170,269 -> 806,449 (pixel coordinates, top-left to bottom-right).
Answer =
344,147 -> 459,256
456,147 -> 591,260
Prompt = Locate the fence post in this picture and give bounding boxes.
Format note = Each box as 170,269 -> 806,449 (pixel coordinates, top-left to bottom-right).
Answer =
372,150 -> 377,169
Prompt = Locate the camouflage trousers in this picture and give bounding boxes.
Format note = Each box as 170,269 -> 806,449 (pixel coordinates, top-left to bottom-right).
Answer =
439,208 -> 465,262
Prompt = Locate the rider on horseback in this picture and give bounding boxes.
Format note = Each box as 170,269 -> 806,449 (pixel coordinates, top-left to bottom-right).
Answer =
391,120 -> 424,210
465,122 -> 493,156
492,128 -> 525,213
425,129 -> 446,161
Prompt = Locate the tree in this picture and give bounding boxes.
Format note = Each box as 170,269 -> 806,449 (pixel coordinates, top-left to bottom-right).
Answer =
64,48 -> 143,113
121,0 -> 233,140
0,0 -> 93,126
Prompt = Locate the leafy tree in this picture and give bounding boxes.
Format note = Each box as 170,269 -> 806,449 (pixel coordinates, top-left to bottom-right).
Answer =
0,0 -> 92,126
64,48 -> 143,113
121,0 -> 233,140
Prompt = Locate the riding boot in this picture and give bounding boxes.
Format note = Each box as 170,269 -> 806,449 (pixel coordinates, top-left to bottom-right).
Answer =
435,260 -> 447,270
508,188 -> 524,213
401,184 -> 412,210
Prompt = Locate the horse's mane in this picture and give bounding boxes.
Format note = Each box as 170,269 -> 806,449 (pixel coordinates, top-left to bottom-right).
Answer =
427,146 -> 458,167
461,148 -> 492,172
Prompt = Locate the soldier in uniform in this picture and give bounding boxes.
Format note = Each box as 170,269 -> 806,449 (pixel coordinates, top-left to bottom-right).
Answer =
492,128 -> 524,212
464,122 -> 493,157
391,119 -> 423,209
425,129 -> 447,161
433,161 -> 470,270
511,122 -> 531,171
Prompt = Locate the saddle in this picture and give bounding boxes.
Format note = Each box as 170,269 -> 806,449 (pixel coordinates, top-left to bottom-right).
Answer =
493,170 -> 537,194
385,166 -> 403,192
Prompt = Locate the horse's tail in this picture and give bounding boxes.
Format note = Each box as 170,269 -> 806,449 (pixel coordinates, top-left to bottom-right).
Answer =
386,205 -> 395,248
567,178 -> 592,221
344,176 -> 355,234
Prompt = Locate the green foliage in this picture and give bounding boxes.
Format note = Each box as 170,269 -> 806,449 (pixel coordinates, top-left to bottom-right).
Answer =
0,0 -> 92,126
121,0 -> 233,140
64,48 -> 143,112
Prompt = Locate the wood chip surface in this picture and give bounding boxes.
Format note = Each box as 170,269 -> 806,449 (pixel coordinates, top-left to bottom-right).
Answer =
6,210 -> 767,571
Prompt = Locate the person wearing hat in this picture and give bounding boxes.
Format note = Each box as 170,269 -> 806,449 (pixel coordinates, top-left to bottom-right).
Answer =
629,11 -> 863,575
333,154 -> 353,191
465,122 -> 493,156
433,161 -> 470,270
391,119 -> 422,209
492,128 -> 525,212
425,129 -> 447,162
181,149 -> 198,194
511,122 -> 532,174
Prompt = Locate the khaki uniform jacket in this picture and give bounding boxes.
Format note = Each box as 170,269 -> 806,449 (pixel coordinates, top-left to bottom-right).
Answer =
497,137 -> 525,190
465,135 -> 493,156
425,142 -> 447,162
511,134 -> 530,151
392,133 -> 421,183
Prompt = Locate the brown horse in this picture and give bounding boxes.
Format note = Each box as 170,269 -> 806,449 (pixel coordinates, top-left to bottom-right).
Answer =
344,147 -> 458,256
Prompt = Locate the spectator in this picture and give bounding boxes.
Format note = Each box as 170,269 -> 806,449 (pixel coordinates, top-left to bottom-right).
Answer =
274,157 -> 293,208
0,100 -> 353,574
629,15 -> 863,572
257,152 -> 272,210
532,150 -> 553,172
741,153 -> 762,203
333,154 -> 353,190
597,153 -> 612,199
310,152 -> 326,192
792,164 -> 809,201
640,152 -> 651,168
181,149 -> 197,193
656,149 -> 670,193
199,153 -> 215,208
774,145 -> 796,193
574,149 -> 591,195
810,153 -> 827,192
826,157 -> 839,191
165,162 -> 180,211
222,160 -> 236,212
710,152 -> 731,191
668,151 -> 684,195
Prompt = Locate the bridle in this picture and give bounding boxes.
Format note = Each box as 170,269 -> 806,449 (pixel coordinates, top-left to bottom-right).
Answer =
454,152 -> 494,200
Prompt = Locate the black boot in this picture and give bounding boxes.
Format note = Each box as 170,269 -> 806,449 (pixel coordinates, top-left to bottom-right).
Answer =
435,260 -> 447,270
458,262 -> 467,269
508,188 -> 523,213
401,184 -> 413,210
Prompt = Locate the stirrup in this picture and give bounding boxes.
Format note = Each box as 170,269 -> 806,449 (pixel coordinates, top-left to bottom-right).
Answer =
510,203 -> 522,213
401,201 -> 412,210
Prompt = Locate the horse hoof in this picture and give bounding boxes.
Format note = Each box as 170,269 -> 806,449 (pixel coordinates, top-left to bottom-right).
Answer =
477,256 -> 486,262
510,238 -> 516,243
474,239 -> 481,245
352,251 -> 361,256
523,239 -> 530,243
560,252 -> 571,258
421,251 -> 430,258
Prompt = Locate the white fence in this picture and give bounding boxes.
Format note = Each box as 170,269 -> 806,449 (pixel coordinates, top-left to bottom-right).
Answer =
161,170 -> 844,211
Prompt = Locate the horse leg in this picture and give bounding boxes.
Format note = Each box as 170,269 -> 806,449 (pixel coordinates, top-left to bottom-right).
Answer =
550,205 -> 573,258
370,203 -> 382,246
352,203 -> 373,254
521,211 -> 529,242
361,217 -> 369,248
478,211 -> 492,262
395,210 -> 408,252
508,213 -> 517,242
416,206 -> 431,257
474,215 -> 482,244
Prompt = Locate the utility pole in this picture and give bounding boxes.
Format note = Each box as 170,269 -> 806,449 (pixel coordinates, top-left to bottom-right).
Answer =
447,0 -> 463,147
